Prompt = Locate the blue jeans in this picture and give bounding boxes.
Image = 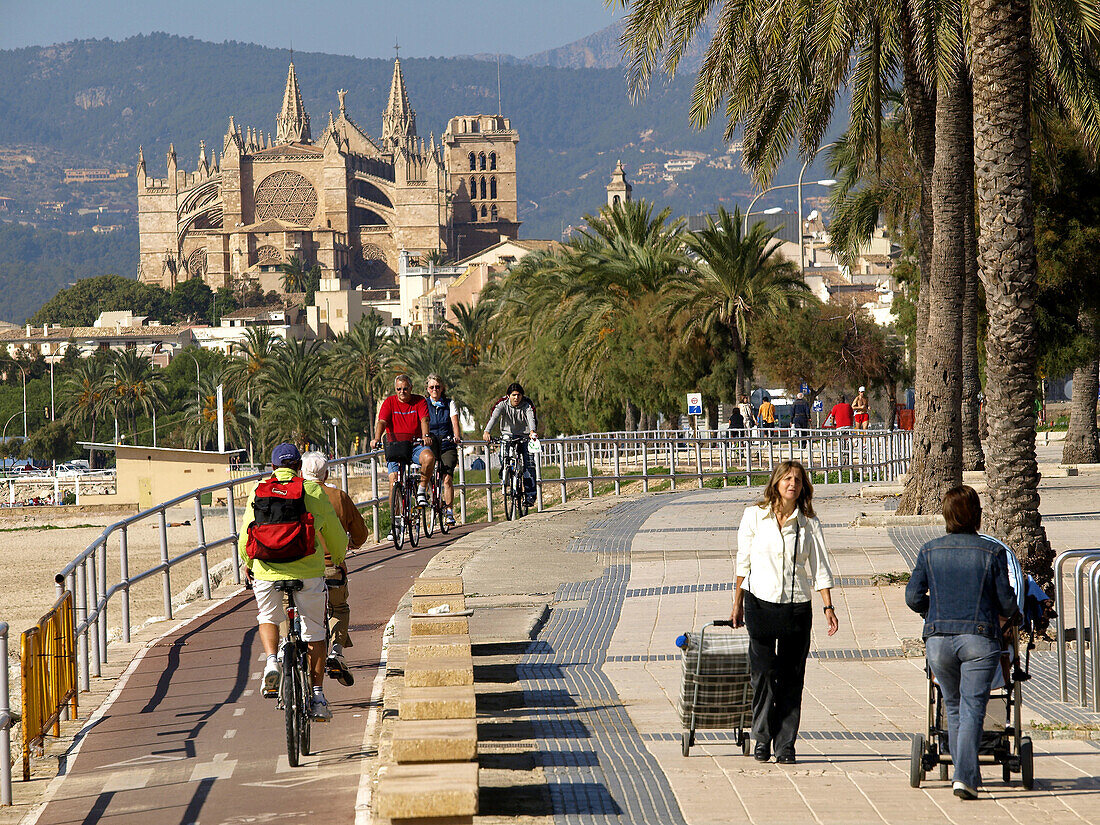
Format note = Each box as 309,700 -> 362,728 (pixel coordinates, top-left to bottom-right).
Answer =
925,634 -> 1001,789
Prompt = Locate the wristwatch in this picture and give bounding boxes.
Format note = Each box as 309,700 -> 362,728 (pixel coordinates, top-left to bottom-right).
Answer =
823,605 -> 835,614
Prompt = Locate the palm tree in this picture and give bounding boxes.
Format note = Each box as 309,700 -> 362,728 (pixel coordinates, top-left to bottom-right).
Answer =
279,256 -> 310,294
258,338 -> 339,450
970,0 -> 1053,581
61,356 -> 109,468
445,301 -> 495,370
674,207 -> 809,399
389,329 -> 463,399
333,313 -> 389,427
105,350 -> 164,444
226,327 -> 283,462
1062,311 -> 1100,465
181,368 -> 256,451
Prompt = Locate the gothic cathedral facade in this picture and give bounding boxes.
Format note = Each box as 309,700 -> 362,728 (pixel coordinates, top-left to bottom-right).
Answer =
136,59 -> 520,293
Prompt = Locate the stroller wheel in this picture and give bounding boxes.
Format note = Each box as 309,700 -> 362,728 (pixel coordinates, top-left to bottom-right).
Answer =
1020,738 -> 1034,790
910,734 -> 926,788
1002,759 -> 1013,784
939,762 -> 949,781
681,731 -> 692,757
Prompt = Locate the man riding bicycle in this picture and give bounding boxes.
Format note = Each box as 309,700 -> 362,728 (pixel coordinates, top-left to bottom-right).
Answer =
301,451 -> 367,685
238,442 -> 349,722
482,381 -> 538,507
425,373 -> 462,527
370,374 -> 434,522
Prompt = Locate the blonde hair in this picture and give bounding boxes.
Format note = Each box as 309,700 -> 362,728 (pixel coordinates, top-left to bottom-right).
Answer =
757,460 -> 815,518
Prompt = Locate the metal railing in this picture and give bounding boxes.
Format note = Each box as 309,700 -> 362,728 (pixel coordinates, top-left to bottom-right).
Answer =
19,591 -> 76,782
1054,549 -> 1100,709
1,622 -> 12,805
50,428 -> 909,708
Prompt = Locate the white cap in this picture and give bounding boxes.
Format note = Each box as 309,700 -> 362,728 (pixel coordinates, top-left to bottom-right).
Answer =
300,450 -> 328,482
858,386 -> 866,393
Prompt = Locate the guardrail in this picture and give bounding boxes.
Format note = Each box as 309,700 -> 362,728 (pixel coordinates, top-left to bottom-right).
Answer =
19,592 -> 77,782
51,428 -> 909,712
1,622 -> 12,806
1055,549 -> 1100,709
3,470 -> 117,506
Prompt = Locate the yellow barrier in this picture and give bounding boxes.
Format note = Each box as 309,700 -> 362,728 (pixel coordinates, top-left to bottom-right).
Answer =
20,591 -> 77,781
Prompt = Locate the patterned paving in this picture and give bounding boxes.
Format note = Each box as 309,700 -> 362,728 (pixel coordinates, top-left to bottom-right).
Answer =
641,730 -> 912,743
623,576 -> 878,599
519,495 -> 693,824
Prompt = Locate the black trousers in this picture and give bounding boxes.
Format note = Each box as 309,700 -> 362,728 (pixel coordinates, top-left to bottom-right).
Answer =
743,591 -> 813,754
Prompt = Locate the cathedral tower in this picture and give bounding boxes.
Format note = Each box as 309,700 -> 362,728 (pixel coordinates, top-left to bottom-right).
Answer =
381,57 -> 416,152
276,61 -> 312,144
607,160 -> 632,207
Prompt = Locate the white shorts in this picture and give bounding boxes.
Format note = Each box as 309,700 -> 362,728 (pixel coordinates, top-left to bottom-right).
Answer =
252,578 -> 327,642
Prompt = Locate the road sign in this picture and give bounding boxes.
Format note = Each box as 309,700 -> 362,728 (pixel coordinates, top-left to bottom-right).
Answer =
812,399 -> 824,412
800,382 -> 810,395
687,392 -> 703,416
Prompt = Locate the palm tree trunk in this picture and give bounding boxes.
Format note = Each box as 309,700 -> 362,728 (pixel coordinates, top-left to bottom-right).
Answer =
961,85 -> 986,472
731,330 -> 748,400
971,0 -> 1053,582
899,51 -> 967,514
1062,309 -> 1099,464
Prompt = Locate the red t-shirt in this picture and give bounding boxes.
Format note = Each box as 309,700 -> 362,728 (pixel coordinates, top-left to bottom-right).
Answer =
830,402 -> 854,428
378,394 -> 428,441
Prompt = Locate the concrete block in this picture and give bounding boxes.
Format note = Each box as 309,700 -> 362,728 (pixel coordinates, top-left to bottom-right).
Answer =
400,685 -> 476,720
376,762 -> 478,819
411,615 -> 470,636
392,719 -> 478,763
412,594 -> 467,613
1040,465 -> 1077,477
405,654 -> 474,687
413,576 -> 465,596
409,634 -> 472,660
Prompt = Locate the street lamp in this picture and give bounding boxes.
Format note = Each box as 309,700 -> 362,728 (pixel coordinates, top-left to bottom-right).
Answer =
797,142 -> 837,277
743,179 -> 837,236
184,350 -> 201,407
330,417 -> 339,457
10,363 -> 28,439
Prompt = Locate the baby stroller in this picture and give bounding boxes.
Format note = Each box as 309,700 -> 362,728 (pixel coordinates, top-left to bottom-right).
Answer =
909,538 -> 1053,790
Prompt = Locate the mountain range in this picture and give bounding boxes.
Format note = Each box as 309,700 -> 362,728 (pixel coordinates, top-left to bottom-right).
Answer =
0,29 -> 840,322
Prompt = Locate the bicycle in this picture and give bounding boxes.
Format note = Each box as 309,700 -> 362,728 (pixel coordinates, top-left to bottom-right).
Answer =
424,443 -> 455,538
273,579 -> 312,768
495,436 -> 531,521
387,438 -> 423,551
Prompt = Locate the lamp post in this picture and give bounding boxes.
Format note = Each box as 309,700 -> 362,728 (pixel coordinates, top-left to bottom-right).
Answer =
330,417 -> 339,457
2,411 -> 25,443
744,179 -> 837,236
11,364 -> 28,439
796,142 -> 836,277
185,350 -> 201,407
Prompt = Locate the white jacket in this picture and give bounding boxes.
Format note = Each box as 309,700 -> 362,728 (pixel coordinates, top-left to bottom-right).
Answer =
736,504 -> 834,603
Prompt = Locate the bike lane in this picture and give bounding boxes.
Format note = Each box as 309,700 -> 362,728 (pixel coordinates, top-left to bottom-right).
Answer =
29,525 -> 481,825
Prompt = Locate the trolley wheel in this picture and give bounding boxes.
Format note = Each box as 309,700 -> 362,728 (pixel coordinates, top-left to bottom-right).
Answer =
939,761 -> 949,781
681,731 -> 691,757
741,731 -> 751,756
910,734 -> 926,788
1020,737 -> 1034,790
1002,758 -> 1013,784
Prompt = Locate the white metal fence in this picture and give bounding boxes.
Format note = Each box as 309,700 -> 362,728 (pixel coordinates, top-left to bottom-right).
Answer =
44,427 -> 909,702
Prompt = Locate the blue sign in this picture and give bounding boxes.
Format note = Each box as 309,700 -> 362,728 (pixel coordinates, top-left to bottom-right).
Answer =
800,382 -> 810,395
687,392 -> 703,416
812,399 -> 824,412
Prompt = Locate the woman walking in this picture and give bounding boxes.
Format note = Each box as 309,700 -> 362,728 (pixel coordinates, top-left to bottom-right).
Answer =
731,460 -> 838,764
905,486 -> 1019,799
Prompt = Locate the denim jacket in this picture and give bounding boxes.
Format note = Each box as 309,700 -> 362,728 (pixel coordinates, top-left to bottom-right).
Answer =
905,532 -> 1020,639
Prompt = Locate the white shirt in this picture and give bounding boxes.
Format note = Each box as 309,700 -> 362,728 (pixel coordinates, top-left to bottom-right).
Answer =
736,504 -> 834,603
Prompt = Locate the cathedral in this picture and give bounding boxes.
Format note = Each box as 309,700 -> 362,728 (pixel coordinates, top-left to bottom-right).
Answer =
137,58 -> 520,293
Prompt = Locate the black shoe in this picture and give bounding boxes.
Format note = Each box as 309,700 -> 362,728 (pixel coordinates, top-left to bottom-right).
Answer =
753,743 -> 771,762
775,751 -> 796,764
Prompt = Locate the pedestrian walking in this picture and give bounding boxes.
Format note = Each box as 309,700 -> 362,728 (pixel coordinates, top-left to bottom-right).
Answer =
728,406 -> 745,431
758,395 -> 777,429
904,486 -> 1019,800
853,386 -> 869,429
738,395 -> 756,429
791,392 -> 811,447
829,395 -> 854,429
731,460 -> 838,764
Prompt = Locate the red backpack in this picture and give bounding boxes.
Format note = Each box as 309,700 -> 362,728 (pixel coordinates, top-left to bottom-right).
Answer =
245,475 -> 316,563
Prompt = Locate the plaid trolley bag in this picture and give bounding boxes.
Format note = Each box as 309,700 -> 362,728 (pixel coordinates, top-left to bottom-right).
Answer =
677,619 -> 752,756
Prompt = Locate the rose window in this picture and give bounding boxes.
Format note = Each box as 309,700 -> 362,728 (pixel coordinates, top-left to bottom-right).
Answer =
254,171 -> 318,223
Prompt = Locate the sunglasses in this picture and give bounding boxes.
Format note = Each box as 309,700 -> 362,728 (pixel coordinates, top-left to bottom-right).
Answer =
427,384 -> 442,390
396,386 -> 412,392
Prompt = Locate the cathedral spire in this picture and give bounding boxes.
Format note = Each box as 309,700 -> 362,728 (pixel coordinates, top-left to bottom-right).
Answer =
276,61 -> 312,144
381,55 -> 416,151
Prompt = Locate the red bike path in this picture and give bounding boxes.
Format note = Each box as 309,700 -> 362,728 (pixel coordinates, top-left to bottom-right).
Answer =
27,525 -> 479,825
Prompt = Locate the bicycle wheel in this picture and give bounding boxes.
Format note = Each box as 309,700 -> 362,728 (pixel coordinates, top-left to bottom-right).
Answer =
424,477 -> 437,538
282,645 -> 300,767
297,650 -> 311,756
502,467 -> 515,520
390,485 -> 405,550
516,464 -> 530,517
407,481 -> 421,547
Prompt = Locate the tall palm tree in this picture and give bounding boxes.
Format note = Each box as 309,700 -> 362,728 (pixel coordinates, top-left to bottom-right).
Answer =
279,256 -> 310,294
258,338 -> 339,450
674,207 -> 809,398
181,368 -> 256,451
970,0 -> 1053,580
226,327 -> 283,462
105,350 -> 164,444
333,312 -> 389,426
61,356 -> 109,468
445,301 -> 495,370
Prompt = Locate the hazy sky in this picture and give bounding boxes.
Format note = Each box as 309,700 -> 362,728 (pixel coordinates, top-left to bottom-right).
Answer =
0,0 -> 625,58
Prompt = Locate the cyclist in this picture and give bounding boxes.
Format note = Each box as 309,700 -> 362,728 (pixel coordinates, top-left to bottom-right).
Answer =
425,373 -> 462,527
370,373 -> 434,517
300,451 -> 367,685
482,381 -> 538,507
238,442 -> 349,722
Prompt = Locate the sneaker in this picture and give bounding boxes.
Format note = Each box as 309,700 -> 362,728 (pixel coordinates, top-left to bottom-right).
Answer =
262,659 -> 280,698
326,645 -> 354,687
445,509 -> 456,526
525,495 -> 537,507
310,693 -> 332,722
416,487 -> 429,507
384,532 -> 394,543
952,781 -> 978,800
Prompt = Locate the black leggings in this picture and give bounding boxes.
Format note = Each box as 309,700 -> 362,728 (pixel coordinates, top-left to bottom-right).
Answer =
743,591 -> 812,754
